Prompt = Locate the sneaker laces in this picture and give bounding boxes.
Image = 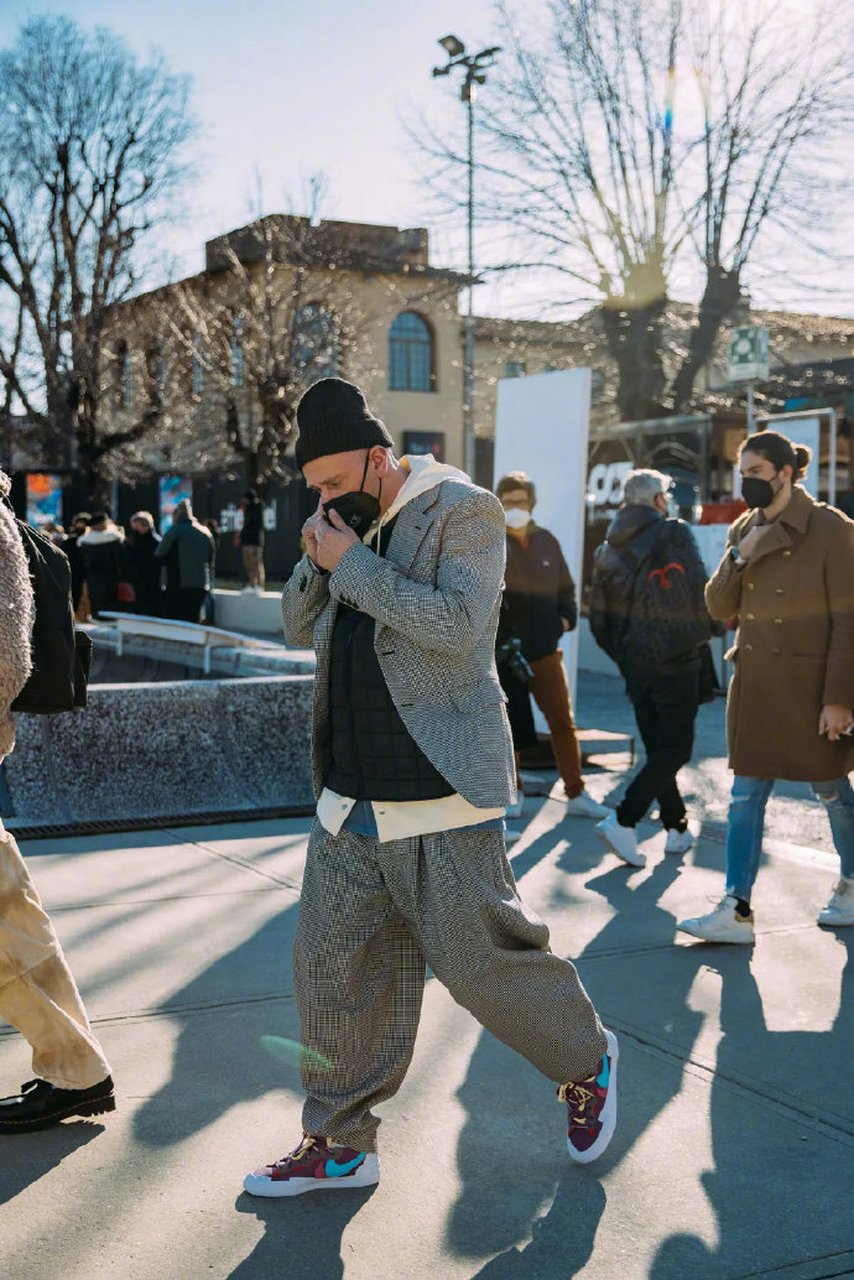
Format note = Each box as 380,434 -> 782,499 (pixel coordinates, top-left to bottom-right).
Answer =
277,1133 -> 323,1166
557,1076 -> 597,1127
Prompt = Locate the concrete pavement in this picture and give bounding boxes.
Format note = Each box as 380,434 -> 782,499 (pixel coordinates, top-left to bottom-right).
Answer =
1,675 -> 852,1279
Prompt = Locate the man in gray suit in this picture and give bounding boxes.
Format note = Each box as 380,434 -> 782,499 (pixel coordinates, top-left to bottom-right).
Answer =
244,379 -> 618,1198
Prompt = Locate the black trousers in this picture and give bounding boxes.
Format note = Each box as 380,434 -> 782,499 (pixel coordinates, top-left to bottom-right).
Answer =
617,659 -> 701,830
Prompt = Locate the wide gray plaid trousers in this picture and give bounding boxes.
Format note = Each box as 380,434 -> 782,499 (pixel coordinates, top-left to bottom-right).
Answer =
294,819 -> 607,1151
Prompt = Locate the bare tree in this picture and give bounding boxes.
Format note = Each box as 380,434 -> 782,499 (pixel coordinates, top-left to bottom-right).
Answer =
166,197 -> 428,493
0,15 -> 195,502
421,0 -> 853,421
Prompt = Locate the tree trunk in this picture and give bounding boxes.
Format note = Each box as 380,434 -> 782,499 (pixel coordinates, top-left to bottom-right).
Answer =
670,265 -> 743,413
601,300 -> 669,421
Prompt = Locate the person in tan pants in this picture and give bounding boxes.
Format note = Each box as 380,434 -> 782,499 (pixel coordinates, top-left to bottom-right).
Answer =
497,471 -> 608,819
0,470 -> 114,1132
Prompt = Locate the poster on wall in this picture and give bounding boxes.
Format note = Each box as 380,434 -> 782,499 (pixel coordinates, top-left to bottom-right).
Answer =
26,473 -> 63,529
402,430 -> 445,462
159,475 -> 194,531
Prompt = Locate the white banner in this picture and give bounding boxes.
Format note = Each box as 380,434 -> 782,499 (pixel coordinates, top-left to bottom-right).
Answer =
494,369 -> 592,713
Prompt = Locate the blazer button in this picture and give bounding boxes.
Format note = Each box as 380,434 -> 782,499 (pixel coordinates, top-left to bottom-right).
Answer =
774,618 -> 783,625
775,588 -> 784,595
783,550 -> 792,557
747,582 -> 755,590
746,612 -> 755,621
772,648 -> 782,655
745,643 -> 754,651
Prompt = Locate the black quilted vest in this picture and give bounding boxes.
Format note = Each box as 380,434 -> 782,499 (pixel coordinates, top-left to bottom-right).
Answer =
324,520 -> 453,802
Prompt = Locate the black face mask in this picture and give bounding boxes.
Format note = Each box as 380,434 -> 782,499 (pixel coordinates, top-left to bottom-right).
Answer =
323,450 -> 382,539
740,474 -> 778,509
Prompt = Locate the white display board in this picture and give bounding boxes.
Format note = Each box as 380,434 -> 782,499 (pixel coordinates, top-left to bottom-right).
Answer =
494,369 -> 592,717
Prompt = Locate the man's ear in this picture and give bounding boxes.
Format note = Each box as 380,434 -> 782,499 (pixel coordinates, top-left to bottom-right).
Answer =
370,446 -> 391,476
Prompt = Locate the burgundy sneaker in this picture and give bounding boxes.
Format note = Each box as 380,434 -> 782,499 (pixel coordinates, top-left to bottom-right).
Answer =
558,1029 -> 618,1164
243,1133 -> 380,1198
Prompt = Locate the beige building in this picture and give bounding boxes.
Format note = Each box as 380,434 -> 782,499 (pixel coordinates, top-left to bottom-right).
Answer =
100,215 -> 853,484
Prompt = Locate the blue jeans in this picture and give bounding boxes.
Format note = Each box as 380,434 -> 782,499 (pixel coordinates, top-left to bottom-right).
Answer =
726,775 -> 854,902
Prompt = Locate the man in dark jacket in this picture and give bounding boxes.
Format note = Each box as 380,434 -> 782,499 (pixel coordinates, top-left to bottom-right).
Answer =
155,499 -> 215,622
238,489 -> 265,592
125,512 -> 163,616
497,472 -> 608,819
590,468 -> 712,868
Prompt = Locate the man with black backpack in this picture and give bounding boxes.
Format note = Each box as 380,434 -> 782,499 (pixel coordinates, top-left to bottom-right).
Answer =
0,469 -> 114,1132
589,469 -> 713,868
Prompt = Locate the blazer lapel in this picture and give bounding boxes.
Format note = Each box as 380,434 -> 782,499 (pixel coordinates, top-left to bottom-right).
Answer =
385,489 -> 442,573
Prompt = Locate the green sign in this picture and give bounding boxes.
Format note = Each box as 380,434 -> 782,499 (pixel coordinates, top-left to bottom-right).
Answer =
728,326 -> 769,382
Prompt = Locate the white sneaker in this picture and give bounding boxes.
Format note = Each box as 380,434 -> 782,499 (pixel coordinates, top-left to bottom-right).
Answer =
664,827 -> 694,855
595,811 -> 645,868
505,797 -> 524,819
818,877 -> 854,926
677,895 -> 755,944
564,790 -> 610,820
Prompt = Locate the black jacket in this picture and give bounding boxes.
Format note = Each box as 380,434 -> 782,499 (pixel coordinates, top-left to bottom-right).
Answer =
589,505 -> 710,667
500,524 -> 578,662
240,499 -> 264,547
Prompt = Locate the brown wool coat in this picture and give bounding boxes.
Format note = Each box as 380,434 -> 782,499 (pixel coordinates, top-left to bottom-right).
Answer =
705,486 -> 854,781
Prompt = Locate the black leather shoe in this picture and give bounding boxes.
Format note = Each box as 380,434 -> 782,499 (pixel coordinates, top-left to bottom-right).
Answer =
0,1076 -> 115,1133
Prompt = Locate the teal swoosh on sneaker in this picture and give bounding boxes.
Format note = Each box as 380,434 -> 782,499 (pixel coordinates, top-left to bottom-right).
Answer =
325,1154 -> 366,1178
596,1057 -> 610,1088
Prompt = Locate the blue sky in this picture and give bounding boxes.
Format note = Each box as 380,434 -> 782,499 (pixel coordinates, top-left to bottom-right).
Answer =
0,0 -> 503,293
0,0 -> 849,319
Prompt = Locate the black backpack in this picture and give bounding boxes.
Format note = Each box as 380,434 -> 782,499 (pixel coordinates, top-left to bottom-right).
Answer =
618,519 -> 712,667
7,510 -> 92,714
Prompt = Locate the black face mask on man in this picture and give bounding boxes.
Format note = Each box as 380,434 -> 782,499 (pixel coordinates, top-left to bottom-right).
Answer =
740,472 -> 780,510
323,450 -> 382,539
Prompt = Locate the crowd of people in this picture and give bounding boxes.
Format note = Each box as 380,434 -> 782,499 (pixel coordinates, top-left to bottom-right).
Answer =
0,377 -> 851,1219
40,489 -> 266,624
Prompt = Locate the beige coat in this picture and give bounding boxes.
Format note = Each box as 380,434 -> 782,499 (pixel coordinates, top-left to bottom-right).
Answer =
706,486 -> 854,781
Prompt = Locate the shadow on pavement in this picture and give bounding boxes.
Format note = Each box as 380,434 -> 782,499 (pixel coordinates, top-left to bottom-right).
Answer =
470,1176 -> 607,1279
133,902 -> 301,1148
231,1186 -> 377,1279
0,1121 -> 105,1203
652,934 -> 854,1279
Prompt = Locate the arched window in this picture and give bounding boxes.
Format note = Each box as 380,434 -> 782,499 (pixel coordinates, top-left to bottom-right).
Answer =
294,303 -> 339,380
191,334 -> 204,398
231,315 -> 244,388
116,339 -> 133,407
388,312 -> 435,392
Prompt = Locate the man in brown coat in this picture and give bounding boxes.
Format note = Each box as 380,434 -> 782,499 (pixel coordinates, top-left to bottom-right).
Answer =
679,431 -> 854,943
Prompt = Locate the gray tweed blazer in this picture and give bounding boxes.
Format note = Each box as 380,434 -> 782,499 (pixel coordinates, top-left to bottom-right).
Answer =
281,477 -> 515,809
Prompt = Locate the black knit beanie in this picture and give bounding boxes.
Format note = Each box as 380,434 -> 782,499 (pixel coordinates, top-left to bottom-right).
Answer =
295,378 -> 393,469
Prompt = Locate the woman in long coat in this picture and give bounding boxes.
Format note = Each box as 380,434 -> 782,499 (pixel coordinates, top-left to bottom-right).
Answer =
679,430 -> 854,943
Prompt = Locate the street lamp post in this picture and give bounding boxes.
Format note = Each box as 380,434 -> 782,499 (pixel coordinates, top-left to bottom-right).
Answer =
432,35 -> 501,480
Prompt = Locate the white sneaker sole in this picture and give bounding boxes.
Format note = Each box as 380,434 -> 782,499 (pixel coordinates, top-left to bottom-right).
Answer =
677,920 -> 755,945
567,1029 -> 619,1165
595,823 -> 646,868
243,1153 -> 380,1198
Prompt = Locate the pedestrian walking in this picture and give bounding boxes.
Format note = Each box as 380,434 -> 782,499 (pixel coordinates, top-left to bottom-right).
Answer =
589,469 -> 713,867
78,511 -> 124,618
125,511 -> 163,616
678,432 -> 854,942
63,512 -> 92,618
0,469 -> 114,1133
237,488 -> 265,592
155,499 -> 215,623
243,378 -> 618,1199
496,471 -> 608,819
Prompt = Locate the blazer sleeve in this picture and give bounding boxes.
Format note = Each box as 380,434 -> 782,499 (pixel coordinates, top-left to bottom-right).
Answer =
281,554 -> 331,648
329,489 -> 506,655
822,515 -> 854,708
